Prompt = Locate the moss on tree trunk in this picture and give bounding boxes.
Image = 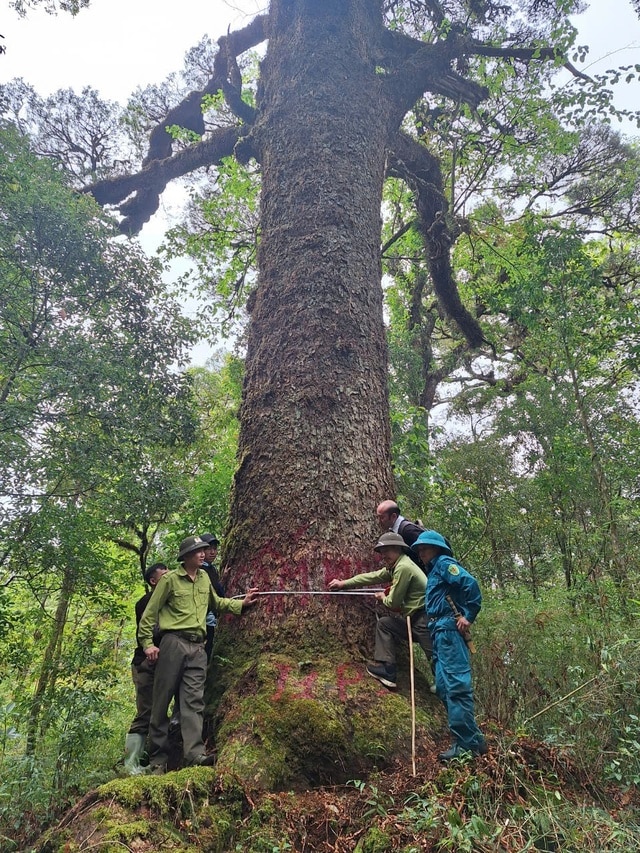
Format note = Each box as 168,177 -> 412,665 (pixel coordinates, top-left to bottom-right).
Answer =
205,611 -> 438,790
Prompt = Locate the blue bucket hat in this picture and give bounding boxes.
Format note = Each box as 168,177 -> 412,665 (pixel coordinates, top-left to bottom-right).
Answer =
413,530 -> 453,556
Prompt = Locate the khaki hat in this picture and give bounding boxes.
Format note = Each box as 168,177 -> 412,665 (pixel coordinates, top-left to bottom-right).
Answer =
374,532 -> 410,553
177,535 -> 208,561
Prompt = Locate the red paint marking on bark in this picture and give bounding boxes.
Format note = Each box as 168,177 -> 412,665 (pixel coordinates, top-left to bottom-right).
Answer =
299,670 -> 318,698
322,555 -> 371,586
229,543 -> 376,613
270,665 -> 320,702
291,525 -> 310,544
272,663 -> 293,701
336,662 -> 364,701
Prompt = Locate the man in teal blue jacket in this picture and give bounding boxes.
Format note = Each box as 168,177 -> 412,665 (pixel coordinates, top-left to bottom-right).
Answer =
413,530 -> 487,761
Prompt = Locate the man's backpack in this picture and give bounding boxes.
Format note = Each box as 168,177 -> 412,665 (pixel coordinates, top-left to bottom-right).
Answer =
397,518 -> 427,571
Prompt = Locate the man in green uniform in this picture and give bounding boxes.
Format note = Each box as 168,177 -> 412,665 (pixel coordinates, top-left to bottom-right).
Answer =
327,531 -> 432,689
139,535 -> 259,773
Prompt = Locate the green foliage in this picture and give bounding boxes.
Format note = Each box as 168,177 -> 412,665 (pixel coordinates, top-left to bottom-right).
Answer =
158,354 -> 243,558
473,587 -> 640,793
394,771 -> 640,852
1,80 -> 130,183
0,124 -> 204,845
0,126 -> 242,838
0,123 -> 197,512
605,712 -> 640,788
163,156 -> 260,336
166,123 -> 202,144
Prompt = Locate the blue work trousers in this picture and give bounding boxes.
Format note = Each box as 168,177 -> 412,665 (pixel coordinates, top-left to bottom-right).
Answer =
432,624 -> 485,752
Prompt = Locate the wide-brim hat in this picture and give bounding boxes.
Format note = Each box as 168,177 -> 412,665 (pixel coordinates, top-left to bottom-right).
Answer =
374,531 -> 411,553
200,532 -> 220,546
177,535 -> 208,561
412,530 -> 453,556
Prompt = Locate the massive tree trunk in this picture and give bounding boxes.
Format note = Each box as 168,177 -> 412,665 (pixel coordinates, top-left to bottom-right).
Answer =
210,1 -> 437,790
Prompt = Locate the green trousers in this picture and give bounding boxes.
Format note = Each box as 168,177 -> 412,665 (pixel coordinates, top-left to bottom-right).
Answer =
128,660 -> 155,736
148,633 -> 207,766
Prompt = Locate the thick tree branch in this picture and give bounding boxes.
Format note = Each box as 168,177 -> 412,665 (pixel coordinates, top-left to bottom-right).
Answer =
143,16 -> 266,166
110,538 -> 141,555
388,131 -> 484,348
382,28 -> 590,117
193,17 -> 267,123
380,27 -> 429,66
468,42 -> 593,83
385,34 -> 489,117
87,15 -> 267,234
211,16 -> 268,124
88,126 -> 244,234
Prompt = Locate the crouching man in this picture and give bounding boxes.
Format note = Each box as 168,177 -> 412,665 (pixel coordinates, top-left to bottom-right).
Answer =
138,535 -> 259,773
413,530 -> 487,761
328,531 -> 433,690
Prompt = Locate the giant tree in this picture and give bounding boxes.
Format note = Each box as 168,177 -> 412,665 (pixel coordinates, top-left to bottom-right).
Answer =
52,0 -> 628,784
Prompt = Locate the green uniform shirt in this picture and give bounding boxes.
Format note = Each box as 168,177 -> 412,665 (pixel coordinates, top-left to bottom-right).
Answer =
340,553 -> 426,617
138,566 -> 243,649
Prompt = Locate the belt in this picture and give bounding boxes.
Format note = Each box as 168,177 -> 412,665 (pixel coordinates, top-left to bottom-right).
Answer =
165,630 -> 205,644
427,615 -> 456,627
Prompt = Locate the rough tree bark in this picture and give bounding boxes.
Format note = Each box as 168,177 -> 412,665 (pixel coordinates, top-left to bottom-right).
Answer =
226,1 -> 394,590
213,1 -> 422,789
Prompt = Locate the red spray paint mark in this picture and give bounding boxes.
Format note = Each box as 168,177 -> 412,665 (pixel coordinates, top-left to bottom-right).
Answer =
272,663 -> 293,701
271,662 -> 363,703
299,671 -> 318,698
322,554 -> 376,587
336,663 -> 364,702
270,664 -> 319,702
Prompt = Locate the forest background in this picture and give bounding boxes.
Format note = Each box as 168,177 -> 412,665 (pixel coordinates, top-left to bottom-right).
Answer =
1,0 -> 640,851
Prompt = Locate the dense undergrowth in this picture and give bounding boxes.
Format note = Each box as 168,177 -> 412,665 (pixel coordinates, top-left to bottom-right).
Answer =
33,739 -> 640,852
2,584 -> 640,851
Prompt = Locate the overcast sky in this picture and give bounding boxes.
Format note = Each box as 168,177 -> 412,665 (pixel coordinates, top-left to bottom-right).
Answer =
1,1 -> 265,99
2,0 -> 639,103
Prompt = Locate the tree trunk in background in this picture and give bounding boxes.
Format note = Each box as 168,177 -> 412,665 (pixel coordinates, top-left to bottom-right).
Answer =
25,567 -> 74,756
211,2 -> 438,789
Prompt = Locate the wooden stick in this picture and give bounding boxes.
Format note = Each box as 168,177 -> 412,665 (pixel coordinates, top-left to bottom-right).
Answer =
524,673 -> 600,725
407,615 -> 417,777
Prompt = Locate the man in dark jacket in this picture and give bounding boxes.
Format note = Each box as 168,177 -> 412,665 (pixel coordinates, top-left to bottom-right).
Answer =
376,500 -> 424,549
376,500 -> 430,571
200,532 -> 224,660
123,562 -> 168,775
